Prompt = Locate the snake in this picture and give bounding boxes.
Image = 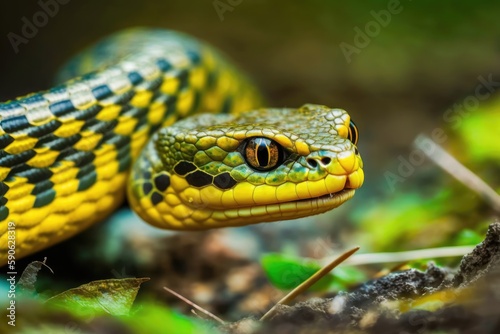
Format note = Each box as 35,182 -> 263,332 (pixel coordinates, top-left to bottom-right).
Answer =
0,28 -> 364,265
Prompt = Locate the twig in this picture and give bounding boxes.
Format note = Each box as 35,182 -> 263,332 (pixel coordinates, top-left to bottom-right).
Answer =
163,286 -> 225,325
318,245 -> 474,266
414,134 -> 500,213
260,246 -> 359,321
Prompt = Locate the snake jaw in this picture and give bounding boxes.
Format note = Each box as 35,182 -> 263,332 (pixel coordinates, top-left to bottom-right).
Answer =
128,156 -> 363,230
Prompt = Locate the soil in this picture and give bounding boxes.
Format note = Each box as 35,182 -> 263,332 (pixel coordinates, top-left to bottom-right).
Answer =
221,223 -> 500,333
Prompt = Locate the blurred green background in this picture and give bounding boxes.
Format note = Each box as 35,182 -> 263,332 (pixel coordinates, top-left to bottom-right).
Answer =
2,0 -> 500,173
1,0 -> 500,267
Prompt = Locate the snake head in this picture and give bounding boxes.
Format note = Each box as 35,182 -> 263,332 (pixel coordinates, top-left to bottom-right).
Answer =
128,104 -> 363,229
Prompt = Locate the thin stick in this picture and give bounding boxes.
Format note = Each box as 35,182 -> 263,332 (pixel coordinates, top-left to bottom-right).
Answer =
318,245 -> 474,266
260,246 -> 359,321
163,286 -> 225,325
414,134 -> 500,213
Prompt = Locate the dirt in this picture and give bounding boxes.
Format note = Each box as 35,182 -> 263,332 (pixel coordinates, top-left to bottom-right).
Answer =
222,222 -> 500,333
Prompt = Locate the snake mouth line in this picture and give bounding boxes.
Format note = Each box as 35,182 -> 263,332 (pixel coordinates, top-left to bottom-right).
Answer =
237,188 -> 356,225
232,188 -> 356,216
289,188 -> 356,207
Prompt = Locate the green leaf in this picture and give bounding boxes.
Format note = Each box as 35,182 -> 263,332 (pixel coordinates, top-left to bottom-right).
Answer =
454,229 -> 483,246
457,101 -> 500,162
330,266 -> 367,285
261,253 -> 333,291
45,278 -> 149,317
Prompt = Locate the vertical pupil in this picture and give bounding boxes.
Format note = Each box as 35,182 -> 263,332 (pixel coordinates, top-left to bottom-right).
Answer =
256,140 -> 270,167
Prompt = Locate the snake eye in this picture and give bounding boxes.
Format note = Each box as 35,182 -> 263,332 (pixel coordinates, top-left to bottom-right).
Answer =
347,120 -> 358,145
244,137 -> 283,171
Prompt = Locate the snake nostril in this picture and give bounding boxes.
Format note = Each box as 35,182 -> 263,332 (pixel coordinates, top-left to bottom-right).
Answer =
307,158 -> 318,168
321,157 -> 331,166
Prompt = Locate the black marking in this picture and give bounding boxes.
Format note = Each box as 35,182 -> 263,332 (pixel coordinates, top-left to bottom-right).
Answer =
128,71 -> 143,85
0,196 -> 7,206
206,71 -> 216,89
144,77 -> 163,91
133,115 -> 148,134
36,133 -> 81,150
73,104 -> 103,121
174,161 -> 197,175
49,99 -> 75,117
213,172 -> 237,190
151,192 -> 163,205
1,115 -> 30,133
192,90 -> 201,111
76,163 -> 95,179
142,182 -> 153,195
81,72 -> 97,81
103,132 -> 130,148
0,150 -> 36,168
186,170 -> 213,187
78,170 -> 97,191
56,149 -> 95,169
157,59 -> 172,72
0,135 -> 14,149
0,101 -> 23,112
0,182 -> 9,196
31,179 -> 55,195
0,206 -> 8,221
162,94 -> 178,118
16,168 -> 53,184
124,103 -> 147,118
49,100 -> 76,117
177,69 -> 190,91
25,119 -> 62,139
154,173 -> 170,191
116,142 -> 131,173
186,50 -> 201,65
130,106 -> 149,132
73,151 -> 96,168
92,85 -> 113,100
5,166 -> 27,182
110,91 -> 135,105
221,97 -> 232,114
81,118 -> 118,135
33,189 -> 56,208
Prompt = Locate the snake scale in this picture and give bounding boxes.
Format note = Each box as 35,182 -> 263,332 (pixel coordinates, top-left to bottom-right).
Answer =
0,28 -> 364,265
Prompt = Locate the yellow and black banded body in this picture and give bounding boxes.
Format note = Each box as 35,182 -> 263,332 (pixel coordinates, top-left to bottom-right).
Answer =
0,28 -> 363,265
